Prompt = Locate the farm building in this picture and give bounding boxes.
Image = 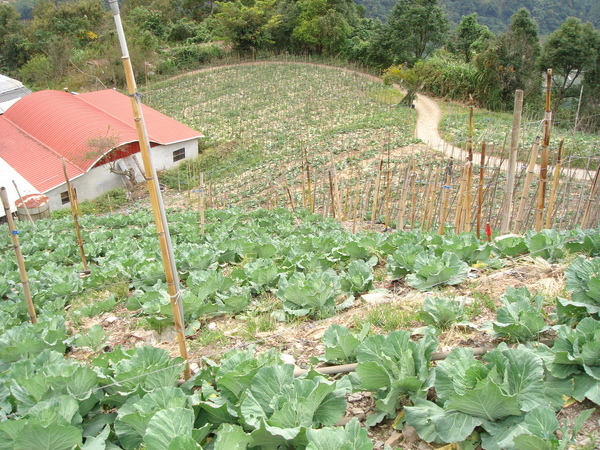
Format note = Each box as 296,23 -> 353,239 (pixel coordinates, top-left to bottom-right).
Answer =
0,74 -> 31,114
0,88 -> 203,218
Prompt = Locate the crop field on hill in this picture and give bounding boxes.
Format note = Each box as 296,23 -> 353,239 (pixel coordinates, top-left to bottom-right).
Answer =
1,62 -> 600,449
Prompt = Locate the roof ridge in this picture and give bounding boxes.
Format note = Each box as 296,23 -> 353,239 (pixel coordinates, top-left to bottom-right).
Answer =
76,90 -> 153,141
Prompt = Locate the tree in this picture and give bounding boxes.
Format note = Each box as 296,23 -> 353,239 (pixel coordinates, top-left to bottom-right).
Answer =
537,17 -> 600,111
385,0 -> 449,65
291,0 -> 358,54
496,8 -> 542,106
215,0 -> 283,52
450,13 -> 493,62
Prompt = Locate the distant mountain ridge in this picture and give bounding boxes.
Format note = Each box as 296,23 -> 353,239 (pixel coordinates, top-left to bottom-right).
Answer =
355,0 -> 600,34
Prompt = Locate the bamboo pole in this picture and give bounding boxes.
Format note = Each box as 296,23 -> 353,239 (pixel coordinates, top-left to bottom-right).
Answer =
421,167 -> 434,230
306,161 -> 314,213
424,168 -> 440,232
545,138 -> 564,229
328,168 -> 337,219
513,137 -> 541,233
438,159 -> 452,235
301,160 -> 307,209
352,187 -> 360,233
535,69 -> 553,232
476,143 -> 486,239
109,0 -> 190,379
384,166 -> 392,229
581,163 -> 600,229
500,89 -> 523,234
454,165 -> 467,232
397,166 -> 410,231
199,172 -> 205,235
409,160 -> 417,229
12,180 -> 34,225
1,187 -> 37,324
62,158 -> 89,273
371,159 -> 383,223
464,98 -> 475,233
360,180 -> 371,221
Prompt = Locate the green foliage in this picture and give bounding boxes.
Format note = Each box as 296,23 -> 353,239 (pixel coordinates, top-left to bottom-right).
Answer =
562,256 -> 600,316
405,345 -> 557,448
355,328 -> 438,426
385,0 -> 449,64
306,417 -> 373,450
491,286 -> 548,342
406,251 -> 469,291
321,323 -> 370,363
548,317 -> 600,405
420,295 -> 465,329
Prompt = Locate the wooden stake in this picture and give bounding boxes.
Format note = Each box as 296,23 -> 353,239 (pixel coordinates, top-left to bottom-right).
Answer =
306,161 -> 314,213
1,187 -> 37,323
581,163 -> 600,229
500,89 -> 523,234
546,139 -> 564,229
438,159 -> 453,235
397,166 -> 410,231
199,172 -> 205,235
372,159 -> 383,223
513,137 -> 541,233
352,187 -> 360,233
424,168 -> 440,231
535,69 -> 553,232
62,158 -> 89,273
409,159 -> 417,229
476,143 -> 486,239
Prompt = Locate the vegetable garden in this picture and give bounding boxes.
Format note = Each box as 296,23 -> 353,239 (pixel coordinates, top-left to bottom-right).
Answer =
2,62 -> 600,449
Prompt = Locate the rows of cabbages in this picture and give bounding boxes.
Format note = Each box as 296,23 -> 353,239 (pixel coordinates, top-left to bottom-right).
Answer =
0,207 -> 599,448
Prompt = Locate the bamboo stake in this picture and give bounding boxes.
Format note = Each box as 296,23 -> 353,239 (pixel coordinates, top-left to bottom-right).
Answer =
109,0 -> 190,379
421,167 -> 435,230
328,168 -> 337,219
285,182 -> 296,212
397,166 -> 410,231
384,167 -> 392,229
12,180 -> 34,225
352,187 -> 360,233
371,159 -> 383,223
545,138 -> 564,229
306,161 -> 314,213
409,159 -> 417,229
438,159 -> 452,235
1,187 -> 37,324
513,137 -> 541,233
199,172 -> 205,235
301,159 -> 307,209
62,158 -> 89,273
476,143 -> 486,239
581,163 -> 600,229
535,69 -> 553,232
360,180 -> 372,221
454,165 -> 467,232
464,98 -> 475,233
424,168 -> 440,232
500,90 -> 523,234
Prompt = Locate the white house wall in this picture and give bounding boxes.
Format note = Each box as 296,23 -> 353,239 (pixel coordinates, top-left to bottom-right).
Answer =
150,140 -> 199,170
44,139 -> 199,213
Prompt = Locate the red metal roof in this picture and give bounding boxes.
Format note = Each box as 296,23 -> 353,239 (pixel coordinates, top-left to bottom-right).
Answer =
0,89 -> 202,193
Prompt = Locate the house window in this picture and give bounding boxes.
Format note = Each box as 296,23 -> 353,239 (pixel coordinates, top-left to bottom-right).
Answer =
61,189 -> 76,205
173,148 -> 185,162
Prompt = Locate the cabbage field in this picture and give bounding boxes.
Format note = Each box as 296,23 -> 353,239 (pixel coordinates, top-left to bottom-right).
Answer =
1,205 -> 600,449
2,62 -> 600,449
